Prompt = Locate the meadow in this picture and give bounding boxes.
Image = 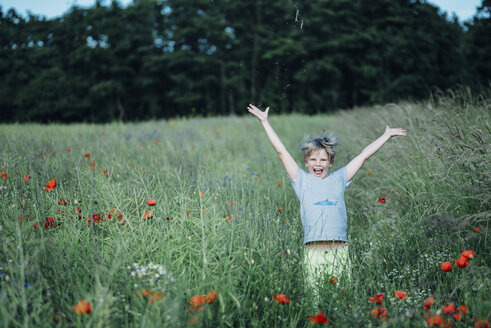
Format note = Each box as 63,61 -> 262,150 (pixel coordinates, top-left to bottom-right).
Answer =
0,89 -> 489,327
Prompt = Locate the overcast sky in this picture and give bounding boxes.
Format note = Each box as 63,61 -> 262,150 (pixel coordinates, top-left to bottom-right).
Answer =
428,0 -> 481,22
0,0 -> 132,18
0,0 -> 483,22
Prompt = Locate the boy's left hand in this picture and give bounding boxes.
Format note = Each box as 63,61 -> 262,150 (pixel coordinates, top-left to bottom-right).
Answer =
384,125 -> 406,137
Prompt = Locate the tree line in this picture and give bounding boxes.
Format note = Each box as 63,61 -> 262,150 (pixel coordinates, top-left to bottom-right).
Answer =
0,0 -> 490,122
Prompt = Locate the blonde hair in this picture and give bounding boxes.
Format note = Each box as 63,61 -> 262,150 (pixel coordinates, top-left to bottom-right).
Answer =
301,135 -> 337,163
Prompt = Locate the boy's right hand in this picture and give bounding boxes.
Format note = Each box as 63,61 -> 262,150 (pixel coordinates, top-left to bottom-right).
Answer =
247,104 -> 269,122
247,104 -> 298,180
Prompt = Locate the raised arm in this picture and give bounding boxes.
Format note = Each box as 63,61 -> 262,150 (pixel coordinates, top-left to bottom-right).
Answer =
346,126 -> 406,181
247,104 -> 298,180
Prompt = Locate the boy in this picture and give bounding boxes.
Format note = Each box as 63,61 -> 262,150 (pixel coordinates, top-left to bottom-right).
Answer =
247,104 -> 406,297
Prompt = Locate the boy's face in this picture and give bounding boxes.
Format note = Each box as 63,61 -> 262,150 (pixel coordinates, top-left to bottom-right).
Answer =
305,148 -> 332,179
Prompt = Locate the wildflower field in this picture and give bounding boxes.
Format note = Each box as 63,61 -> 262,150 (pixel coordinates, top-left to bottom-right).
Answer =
0,90 -> 489,327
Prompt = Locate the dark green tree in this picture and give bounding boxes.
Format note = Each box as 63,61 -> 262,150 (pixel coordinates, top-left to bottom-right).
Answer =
0,0 -> 481,122
465,0 -> 491,86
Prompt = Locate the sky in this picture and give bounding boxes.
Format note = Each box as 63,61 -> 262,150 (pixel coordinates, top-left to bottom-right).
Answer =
0,0 -> 133,18
0,0 -> 484,22
428,0 -> 482,22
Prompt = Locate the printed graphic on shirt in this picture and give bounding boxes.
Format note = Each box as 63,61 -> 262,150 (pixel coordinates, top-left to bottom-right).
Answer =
313,198 -> 338,206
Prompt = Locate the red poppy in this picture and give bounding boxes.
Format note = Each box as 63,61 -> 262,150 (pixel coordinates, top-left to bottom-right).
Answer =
189,294 -> 205,308
143,211 -> 154,219
475,319 -> 490,328
66,147 -> 71,152
426,315 -> 445,326
84,153 -> 90,158
277,183 -> 282,187
149,291 -> 163,303
441,261 -> 452,272
50,152 -> 54,156
423,297 -> 435,309
89,161 -> 95,169
200,191 -> 205,198
455,257 -> 469,268
442,303 -> 456,315
155,139 -> 159,144
371,307 -> 388,319
204,291 -> 218,304
308,311 -> 329,324
44,217 -> 55,229
73,300 -> 92,314
136,288 -> 151,298
24,175 -> 31,183
1,172 -> 7,179
330,277 -> 338,285
273,294 -> 290,304
136,288 -> 164,303
107,207 -> 123,222
377,197 -> 386,203
147,198 -> 157,206
453,313 -> 463,321
473,226 -> 482,233
45,178 -> 57,191
278,207 -> 283,211
227,214 -> 231,221
457,305 -> 467,315
460,250 -> 475,260
93,214 -> 103,223
369,293 -> 385,305
144,288 -> 152,297
99,166 -> 109,177
58,199 -> 68,206
19,214 -> 29,222
394,290 -> 407,300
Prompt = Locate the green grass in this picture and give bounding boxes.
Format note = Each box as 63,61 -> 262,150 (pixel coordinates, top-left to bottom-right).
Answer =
0,89 -> 489,327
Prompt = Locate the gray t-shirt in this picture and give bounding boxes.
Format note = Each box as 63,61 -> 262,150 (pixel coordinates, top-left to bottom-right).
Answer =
290,166 -> 351,244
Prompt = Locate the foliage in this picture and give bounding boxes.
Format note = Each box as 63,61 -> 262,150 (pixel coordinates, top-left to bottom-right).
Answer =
0,90 -> 489,326
0,0 -> 489,122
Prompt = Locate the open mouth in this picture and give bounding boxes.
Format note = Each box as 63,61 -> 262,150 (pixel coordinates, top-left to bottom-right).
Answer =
313,168 -> 323,176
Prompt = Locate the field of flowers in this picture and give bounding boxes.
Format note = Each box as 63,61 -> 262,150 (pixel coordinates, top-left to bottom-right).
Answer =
0,89 -> 489,327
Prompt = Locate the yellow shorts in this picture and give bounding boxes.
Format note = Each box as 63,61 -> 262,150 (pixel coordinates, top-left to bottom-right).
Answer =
304,246 -> 351,291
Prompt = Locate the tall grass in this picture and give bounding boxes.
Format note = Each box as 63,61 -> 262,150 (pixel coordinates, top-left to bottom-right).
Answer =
0,89 -> 489,327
